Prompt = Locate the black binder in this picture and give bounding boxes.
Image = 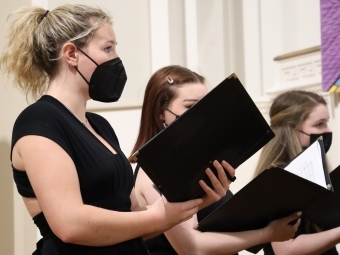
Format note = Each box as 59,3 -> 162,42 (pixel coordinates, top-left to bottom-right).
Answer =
131,73 -> 275,202
305,165 -> 340,230
196,139 -> 335,253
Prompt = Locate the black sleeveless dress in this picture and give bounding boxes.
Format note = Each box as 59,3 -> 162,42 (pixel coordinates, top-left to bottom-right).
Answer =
11,95 -> 149,255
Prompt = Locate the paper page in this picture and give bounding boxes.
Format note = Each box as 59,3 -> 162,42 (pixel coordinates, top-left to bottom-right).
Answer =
284,141 -> 327,188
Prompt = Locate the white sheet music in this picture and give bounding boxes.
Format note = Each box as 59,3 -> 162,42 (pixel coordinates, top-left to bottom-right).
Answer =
284,140 -> 327,188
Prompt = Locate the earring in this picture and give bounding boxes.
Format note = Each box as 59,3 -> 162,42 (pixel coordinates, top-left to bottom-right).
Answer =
163,121 -> 168,128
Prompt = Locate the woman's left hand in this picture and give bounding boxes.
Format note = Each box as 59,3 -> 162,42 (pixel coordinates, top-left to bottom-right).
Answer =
198,160 -> 235,210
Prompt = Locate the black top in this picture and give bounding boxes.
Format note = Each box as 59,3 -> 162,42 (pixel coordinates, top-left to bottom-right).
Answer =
11,95 -> 149,255
134,164 -> 234,255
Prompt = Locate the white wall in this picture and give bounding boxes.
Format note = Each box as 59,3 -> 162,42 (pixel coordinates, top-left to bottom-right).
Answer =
0,0 -> 40,254
232,0 -> 324,186
1,0 -> 339,254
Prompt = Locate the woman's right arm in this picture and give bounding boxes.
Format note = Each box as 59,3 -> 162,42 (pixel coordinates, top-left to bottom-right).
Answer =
14,135 -> 202,246
135,167 -> 301,255
271,227 -> 340,255
162,212 -> 300,255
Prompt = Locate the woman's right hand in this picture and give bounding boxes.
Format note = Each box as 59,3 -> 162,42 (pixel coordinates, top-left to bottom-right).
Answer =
198,160 -> 235,210
264,211 -> 301,242
149,195 -> 203,232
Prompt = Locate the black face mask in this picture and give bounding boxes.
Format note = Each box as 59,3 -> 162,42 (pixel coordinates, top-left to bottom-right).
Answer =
299,130 -> 333,153
76,49 -> 127,103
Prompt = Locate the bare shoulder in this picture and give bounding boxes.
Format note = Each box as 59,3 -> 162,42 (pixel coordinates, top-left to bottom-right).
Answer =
13,135 -> 82,234
135,168 -> 153,189
135,168 -> 160,205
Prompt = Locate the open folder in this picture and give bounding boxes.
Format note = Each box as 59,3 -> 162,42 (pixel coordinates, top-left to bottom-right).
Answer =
131,73 -> 275,202
305,164 -> 340,230
196,138 -> 335,253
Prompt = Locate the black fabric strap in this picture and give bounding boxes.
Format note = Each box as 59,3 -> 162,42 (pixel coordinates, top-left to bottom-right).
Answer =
133,164 -> 140,186
32,238 -> 43,255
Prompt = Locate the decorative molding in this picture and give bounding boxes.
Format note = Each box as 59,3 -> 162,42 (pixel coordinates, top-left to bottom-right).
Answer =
255,46 -> 335,119
273,46 -> 320,61
267,47 -> 323,98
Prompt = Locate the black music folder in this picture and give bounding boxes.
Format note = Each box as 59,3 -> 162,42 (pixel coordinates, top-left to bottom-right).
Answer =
131,73 -> 275,202
196,138 -> 335,253
305,165 -> 340,230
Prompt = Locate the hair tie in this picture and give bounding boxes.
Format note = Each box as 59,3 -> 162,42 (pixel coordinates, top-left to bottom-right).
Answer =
43,10 -> 49,18
166,75 -> 174,84
39,10 -> 49,23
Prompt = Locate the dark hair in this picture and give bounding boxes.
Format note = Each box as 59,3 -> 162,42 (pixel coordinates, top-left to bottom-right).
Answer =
129,65 -> 205,162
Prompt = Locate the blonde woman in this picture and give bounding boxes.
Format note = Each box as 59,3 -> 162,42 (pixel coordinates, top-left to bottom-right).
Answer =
0,5 -> 232,254
254,90 -> 339,255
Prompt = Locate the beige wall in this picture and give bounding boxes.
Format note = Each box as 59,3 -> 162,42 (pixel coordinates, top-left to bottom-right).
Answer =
0,1 -> 37,254
1,0 -> 338,255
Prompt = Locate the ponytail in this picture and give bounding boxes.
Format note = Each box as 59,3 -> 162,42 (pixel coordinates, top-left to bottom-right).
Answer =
0,4 -> 112,101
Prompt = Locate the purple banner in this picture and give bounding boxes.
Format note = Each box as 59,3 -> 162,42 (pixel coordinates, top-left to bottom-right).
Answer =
321,0 -> 340,92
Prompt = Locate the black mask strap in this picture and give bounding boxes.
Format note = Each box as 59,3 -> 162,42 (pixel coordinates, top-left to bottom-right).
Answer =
166,109 -> 181,119
75,48 -> 99,86
77,48 -> 99,66
163,109 -> 181,128
75,66 -> 90,85
298,130 -> 310,136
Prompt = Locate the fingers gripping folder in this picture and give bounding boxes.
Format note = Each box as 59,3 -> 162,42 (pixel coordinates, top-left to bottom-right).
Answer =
131,73 -> 274,203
